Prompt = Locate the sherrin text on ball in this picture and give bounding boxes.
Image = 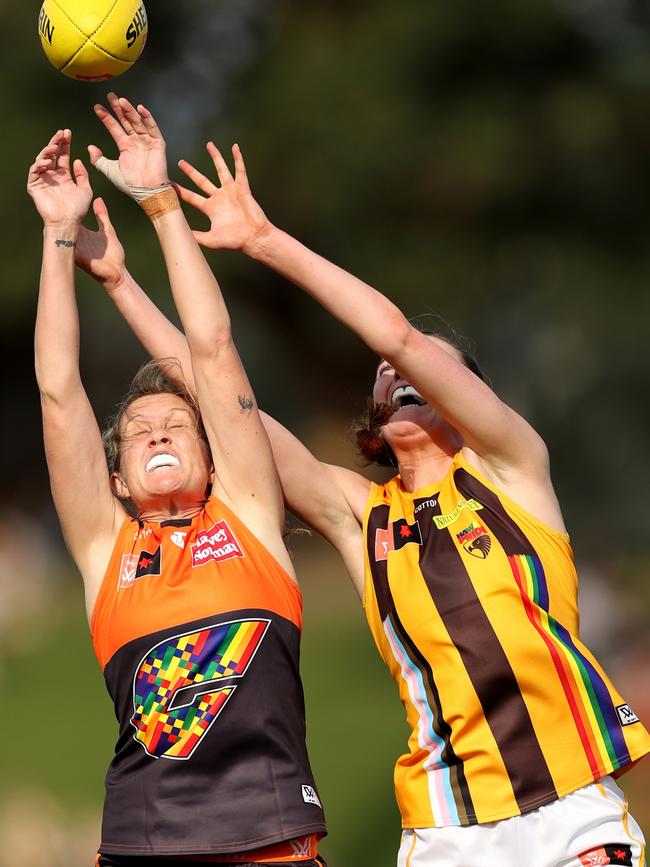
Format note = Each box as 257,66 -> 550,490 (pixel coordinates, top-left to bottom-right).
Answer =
38,0 -> 147,81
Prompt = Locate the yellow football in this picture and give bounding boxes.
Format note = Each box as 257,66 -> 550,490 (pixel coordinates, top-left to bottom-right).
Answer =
38,0 -> 148,81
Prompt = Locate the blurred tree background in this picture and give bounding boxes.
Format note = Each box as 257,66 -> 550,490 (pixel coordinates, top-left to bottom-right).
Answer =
1,0 -> 649,864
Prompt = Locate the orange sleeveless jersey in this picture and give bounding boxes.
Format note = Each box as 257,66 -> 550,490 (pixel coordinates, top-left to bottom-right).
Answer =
90,496 -> 325,857
362,453 -> 649,827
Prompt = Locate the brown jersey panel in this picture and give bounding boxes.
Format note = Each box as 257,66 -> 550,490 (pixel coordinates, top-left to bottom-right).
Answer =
99,609 -> 325,856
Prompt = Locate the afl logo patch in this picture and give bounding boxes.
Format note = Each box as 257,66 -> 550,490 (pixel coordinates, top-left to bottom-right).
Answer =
118,547 -> 162,589
578,844 -> 632,865
374,519 -> 423,562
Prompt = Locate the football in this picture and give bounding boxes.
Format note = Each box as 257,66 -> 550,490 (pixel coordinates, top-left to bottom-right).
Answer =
38,0 -> 147,80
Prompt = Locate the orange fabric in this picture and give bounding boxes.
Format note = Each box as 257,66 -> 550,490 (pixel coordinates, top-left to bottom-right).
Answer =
180,834 -> 319,862
91,496 -> 302,670
96,835 -> 318,863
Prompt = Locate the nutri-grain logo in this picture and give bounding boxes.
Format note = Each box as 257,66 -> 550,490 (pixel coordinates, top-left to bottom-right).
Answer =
191,520 -> 244,567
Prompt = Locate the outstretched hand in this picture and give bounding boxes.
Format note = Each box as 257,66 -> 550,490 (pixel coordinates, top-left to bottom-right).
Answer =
89,92 -> 168,193
173,143 -> 271,253
27,129 -> 93,226
76,198 -> 126,293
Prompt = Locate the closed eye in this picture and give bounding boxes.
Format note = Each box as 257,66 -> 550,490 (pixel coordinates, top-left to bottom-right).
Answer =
123,425 -> 152,439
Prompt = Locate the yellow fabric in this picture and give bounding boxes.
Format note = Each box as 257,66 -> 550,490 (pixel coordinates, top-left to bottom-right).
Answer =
362,453 -> 649,827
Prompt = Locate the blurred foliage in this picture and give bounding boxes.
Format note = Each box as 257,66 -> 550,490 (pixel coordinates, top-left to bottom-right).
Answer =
1,0 -> 649,863
5,0 -> 650,558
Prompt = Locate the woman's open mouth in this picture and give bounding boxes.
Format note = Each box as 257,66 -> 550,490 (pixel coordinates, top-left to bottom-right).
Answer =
391,385 -> 426,409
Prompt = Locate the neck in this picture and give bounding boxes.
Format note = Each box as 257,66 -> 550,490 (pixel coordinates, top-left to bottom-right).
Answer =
388,427 -> 462,492
135,497 -> 207,524
395,448 -> 459,492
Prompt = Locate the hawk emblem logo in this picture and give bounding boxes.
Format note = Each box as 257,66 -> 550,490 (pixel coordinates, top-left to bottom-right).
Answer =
456,523 -> 491,559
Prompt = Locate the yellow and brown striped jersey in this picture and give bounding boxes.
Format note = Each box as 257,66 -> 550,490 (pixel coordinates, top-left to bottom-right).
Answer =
362,453 -> 649,827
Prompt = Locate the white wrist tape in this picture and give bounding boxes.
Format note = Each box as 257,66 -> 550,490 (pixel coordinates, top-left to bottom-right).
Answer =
93,157 -> 172,204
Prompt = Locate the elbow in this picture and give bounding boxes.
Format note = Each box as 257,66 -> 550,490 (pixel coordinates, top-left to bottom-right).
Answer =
511,425 -> 551,478
37,383 -> 73,410
35,359 -> 59,404
373,311 -> 414,362
187,328 -> 234,361
35,359 -> 81,407
530,432 -> 551,474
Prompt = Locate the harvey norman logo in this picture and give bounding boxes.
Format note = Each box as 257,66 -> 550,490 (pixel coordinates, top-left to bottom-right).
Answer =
191,520 -> 244,567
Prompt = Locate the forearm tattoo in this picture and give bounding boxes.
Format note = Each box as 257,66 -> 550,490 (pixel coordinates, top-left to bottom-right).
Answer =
238,394 -> 254,413
55,239 -> 76,248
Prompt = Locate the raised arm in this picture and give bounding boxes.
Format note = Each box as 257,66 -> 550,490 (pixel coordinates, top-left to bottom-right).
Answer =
76,199 -> 367,593
76,196 -> 191,371
28,130 -> 126,619
175,147 -> 549,484
89,95 -> 285,558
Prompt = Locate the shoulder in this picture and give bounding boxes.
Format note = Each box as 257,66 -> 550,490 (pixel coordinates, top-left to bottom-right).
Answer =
85,507 -> 136,624
203,495 -> 299,583
323,464 -> 373,523
458,449 -> 567,536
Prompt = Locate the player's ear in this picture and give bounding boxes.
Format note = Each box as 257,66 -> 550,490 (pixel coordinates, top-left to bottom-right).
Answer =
111,471 -> 129,500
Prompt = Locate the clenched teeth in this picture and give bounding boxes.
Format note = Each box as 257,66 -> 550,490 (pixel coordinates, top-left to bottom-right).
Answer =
391,385 -> 426,407
146,453 -> 180,472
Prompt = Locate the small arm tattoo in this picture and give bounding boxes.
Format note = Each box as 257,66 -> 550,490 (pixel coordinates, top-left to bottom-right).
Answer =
55,239 -> 76,248
238,394 -> 254,413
